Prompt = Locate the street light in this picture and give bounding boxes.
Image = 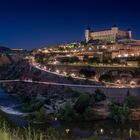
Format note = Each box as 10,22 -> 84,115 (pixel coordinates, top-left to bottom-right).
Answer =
100,128 -> 104,134
56,69 -> 60,73
65,128 -> 70,134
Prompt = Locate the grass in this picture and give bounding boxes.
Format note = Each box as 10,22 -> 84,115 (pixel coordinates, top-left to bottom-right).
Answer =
0,126 -> 43,140
0,110 -> 61,140
0,123 -> 64,140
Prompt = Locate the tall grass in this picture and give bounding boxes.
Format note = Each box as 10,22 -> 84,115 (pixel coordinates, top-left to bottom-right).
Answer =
0,110 -> 62,140
0,124 -> 63,140
0,124 -> 42,140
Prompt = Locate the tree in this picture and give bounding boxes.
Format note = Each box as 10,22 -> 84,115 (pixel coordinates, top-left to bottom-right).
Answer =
74,93 -> 90,114
83,107 -> 96,121
57,102 -> 76,121
79,68 -> 95,78
109,103 -> 130,124
125,95 -> 140,108
136,56 -> 140,67
99,74 -> 112,82
94,89 -> 106,102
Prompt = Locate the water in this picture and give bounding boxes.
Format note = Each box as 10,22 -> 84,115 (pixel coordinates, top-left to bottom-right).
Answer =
0,88 -> 28,127
0,88 -> 140,139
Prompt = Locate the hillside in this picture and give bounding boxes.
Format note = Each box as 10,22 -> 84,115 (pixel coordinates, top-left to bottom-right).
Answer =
0,54 -> 11,65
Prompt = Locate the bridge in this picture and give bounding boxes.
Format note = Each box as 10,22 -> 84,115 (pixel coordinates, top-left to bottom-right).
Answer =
0,79 -> 139,89
1,79 -> 140,103
31,60 -> 140,81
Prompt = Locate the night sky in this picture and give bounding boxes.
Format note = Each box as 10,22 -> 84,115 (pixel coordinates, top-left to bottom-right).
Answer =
0,0 -> 140,50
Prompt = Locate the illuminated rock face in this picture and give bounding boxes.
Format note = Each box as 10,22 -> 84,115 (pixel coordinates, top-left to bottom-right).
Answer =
0,54 -> 11,65
85,26 -> 132,43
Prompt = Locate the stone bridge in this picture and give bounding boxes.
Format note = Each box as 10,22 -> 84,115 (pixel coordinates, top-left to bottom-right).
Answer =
44,64 -> 140,80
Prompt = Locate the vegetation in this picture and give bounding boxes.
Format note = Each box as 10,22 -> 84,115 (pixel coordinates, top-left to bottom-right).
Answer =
27,111 -> 51,123
58,91 -> 106,122
79,68 -> 95,78
57,102 -> 76,122
87,132 -> 99,140
94,89 -> 106,102
125,95 -> 140,108
59,56 -> 79,63
21,101 -> 43,112
35,53 -> 55,63
99,74 -> 112,82
109,103 -> 130,124
0,123 -> 66,140
137,56 -> 140,67
86,58 -> 100,64
83,107 -> 96,121
74,93 -> 90,113
0,110 -> 63,140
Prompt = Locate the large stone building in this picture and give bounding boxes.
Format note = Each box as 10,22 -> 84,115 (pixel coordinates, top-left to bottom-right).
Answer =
85,25 -> 132,43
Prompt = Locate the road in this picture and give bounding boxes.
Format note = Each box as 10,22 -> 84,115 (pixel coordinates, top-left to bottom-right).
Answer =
28,58 -> 140,88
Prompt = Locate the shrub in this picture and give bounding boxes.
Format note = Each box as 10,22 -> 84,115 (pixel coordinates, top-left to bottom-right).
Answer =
109,103 -> 130,124
74,93 -> 90,114
57,102 -> 76,122
94,89 -> 106,102
27,111 -> 51,123
21,103 -> 33,112
83,107 -> 96,121
79,68 -> 95,78
21,101 -> 43,113
125,96 -> 140,108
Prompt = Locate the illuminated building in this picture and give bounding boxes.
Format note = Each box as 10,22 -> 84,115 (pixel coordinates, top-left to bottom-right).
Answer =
85,25 -> 132,43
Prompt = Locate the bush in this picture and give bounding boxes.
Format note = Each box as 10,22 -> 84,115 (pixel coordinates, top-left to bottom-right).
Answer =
109,103 -> 130,124
21,101 -> 43,113
27,111 -> 51,123
57,102 -> 76,122
94,89 -> 106,102
21,103 -> 33,112
79,68 -> 95,78
125,96 -> 140,108
30,101 -> 43,111
99,74 -> 112,82
74,93 -> 90,114
83,107 -> 96,121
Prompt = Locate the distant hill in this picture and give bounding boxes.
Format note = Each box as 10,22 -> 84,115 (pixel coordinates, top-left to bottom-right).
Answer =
0,46 -> 10,51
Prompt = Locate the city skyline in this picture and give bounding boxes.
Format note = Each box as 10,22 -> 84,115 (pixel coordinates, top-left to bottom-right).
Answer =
0,0 -> 140,50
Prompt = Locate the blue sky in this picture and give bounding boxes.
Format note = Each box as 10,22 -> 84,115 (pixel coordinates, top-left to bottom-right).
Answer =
0,0 -> 140,50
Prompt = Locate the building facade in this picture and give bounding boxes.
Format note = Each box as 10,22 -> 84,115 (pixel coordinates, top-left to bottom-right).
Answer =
85,25 -> 132,43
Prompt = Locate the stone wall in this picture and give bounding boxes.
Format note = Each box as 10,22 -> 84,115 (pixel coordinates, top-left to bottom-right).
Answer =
44,64 -> 140,79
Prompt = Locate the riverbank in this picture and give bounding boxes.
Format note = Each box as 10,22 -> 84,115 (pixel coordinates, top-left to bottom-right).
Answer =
1,85 -> 140,139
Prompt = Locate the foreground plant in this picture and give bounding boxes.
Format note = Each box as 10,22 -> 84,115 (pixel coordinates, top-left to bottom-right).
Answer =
0,124 -> 64,140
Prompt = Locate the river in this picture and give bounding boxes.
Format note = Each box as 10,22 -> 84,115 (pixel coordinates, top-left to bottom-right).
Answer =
0,88 -> 140,139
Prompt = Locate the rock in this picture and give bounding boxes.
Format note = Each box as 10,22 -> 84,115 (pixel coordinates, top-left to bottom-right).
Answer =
130,108 -> 140,120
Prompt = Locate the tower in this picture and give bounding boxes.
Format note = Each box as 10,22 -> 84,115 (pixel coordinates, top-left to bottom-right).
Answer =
127,29 -> 132,39
111,25 -> 119,34
85,27 -> 91,43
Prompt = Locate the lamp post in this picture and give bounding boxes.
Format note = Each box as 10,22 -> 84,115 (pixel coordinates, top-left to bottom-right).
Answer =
129,128 -> 132,139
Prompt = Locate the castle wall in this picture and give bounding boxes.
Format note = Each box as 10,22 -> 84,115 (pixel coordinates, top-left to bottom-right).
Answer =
85,26 -> 131,42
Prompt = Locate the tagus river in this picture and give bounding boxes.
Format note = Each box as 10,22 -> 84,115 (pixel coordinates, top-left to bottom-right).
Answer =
1,88 -> 140,139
